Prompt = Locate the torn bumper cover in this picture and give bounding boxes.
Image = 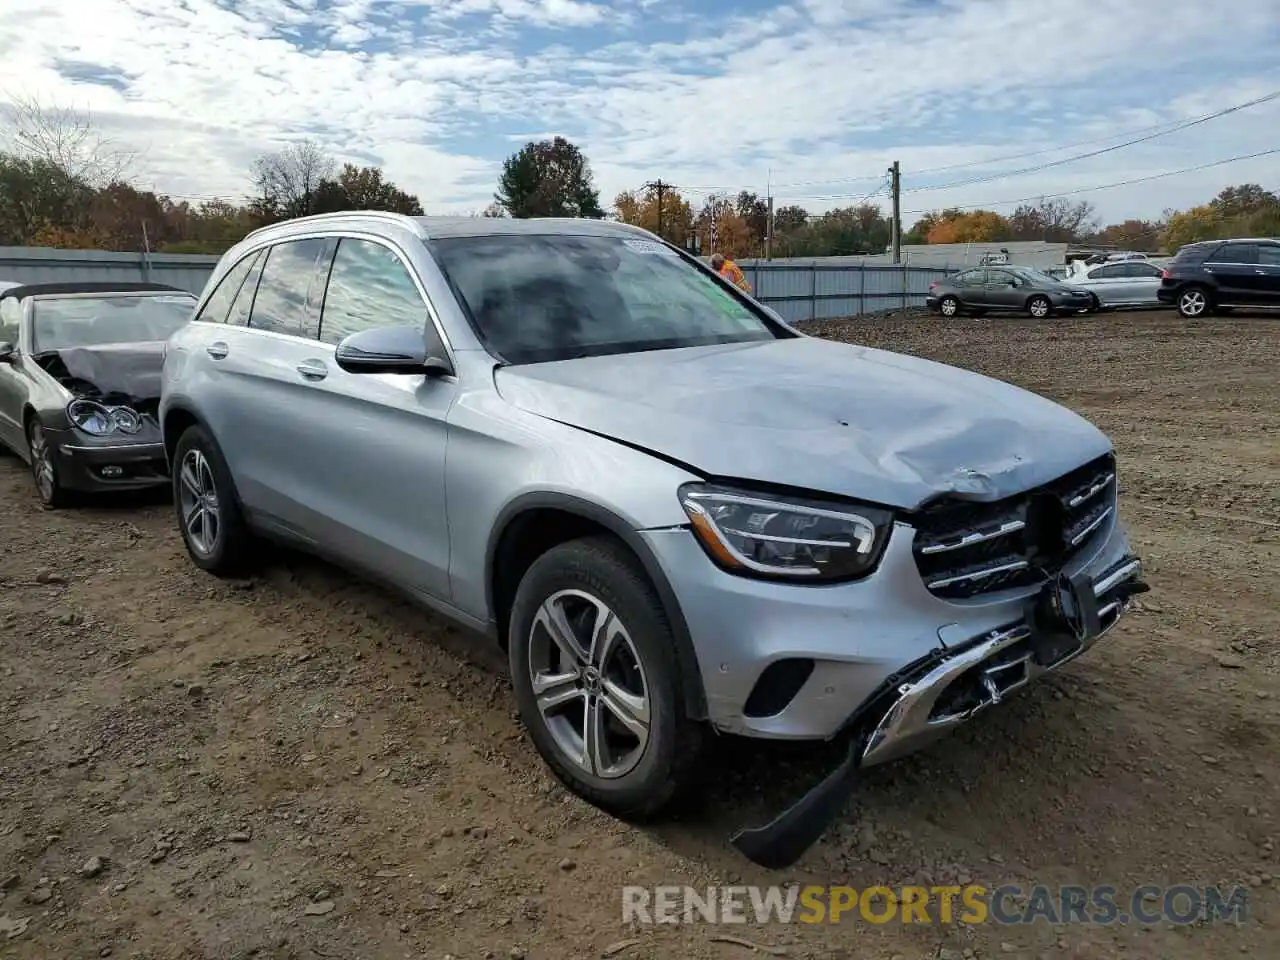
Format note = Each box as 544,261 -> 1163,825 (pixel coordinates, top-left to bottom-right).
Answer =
730,554 -> 1148,870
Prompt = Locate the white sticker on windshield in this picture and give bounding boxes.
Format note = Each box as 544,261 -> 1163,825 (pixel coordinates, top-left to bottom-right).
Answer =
623,239 -> 678,256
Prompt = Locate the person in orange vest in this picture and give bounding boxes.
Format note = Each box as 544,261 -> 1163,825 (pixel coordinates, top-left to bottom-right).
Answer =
710,253 -> 751,293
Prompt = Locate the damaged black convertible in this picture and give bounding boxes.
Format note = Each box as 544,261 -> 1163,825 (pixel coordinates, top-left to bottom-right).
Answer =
0,281 -> 198,507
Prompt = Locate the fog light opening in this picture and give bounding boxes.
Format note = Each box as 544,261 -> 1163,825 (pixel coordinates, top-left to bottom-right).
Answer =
743,658 -> 815,719
100,465 -> 124,478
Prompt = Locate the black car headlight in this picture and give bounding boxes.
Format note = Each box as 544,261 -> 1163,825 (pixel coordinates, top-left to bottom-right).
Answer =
67,399 -> 143,436
679,482 -> 894,582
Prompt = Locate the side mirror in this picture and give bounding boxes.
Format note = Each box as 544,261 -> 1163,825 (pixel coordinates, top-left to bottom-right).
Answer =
0,342 -> 14,363
334,325 -> 453,377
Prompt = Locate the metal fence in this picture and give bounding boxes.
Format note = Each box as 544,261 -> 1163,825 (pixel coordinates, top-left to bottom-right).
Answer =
0,247 -> 220,295
734,260 -> 953,323
0,246 -> 956,322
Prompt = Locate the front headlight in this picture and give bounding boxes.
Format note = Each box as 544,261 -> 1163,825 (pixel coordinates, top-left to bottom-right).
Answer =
679,482 -> 894,582
67,399 -> 143,436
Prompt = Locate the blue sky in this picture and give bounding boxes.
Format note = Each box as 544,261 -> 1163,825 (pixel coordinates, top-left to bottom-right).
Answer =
1,0 -> 1278,227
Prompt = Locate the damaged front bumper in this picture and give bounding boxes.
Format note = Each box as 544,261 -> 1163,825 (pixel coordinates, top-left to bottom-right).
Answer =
731,553 -> 1148,870
860,555 -> 1143,768
49,426 -> 169,491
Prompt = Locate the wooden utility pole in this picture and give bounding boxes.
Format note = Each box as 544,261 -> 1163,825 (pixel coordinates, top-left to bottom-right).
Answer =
765,194 -> 775,260
643,180 -> 674,239
889,161 -> 902,263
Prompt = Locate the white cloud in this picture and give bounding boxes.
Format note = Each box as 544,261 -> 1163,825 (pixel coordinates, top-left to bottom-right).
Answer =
0,0 -> 1277,222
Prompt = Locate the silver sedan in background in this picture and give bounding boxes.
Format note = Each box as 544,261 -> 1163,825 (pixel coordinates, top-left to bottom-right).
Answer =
1066,259 -> 1167,311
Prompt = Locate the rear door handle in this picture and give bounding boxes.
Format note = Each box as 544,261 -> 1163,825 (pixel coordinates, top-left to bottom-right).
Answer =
296,359 -> 328,381
1257,269 -> 1267,275
206,341 -> 228,360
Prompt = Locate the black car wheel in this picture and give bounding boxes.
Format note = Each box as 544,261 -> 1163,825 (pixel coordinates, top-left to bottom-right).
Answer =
1027,295 -> 1052,320
172,424 -> 255,575
26,419 -> 72,509
508,536 -> 706,820
1177,286 -> 1211,319
938,295 -> 961,318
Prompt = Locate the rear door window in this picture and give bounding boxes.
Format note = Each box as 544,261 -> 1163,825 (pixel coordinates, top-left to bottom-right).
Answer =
249,238 -> 336,338
227,251 -> 267,327
195,250 -> 261,324
1207,243 -> 1258,265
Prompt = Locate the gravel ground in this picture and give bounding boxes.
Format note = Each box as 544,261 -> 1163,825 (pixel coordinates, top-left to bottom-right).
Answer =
1,309 -> 1277,960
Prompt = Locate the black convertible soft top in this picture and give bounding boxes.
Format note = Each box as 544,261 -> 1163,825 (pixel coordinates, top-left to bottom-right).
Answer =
0,281 -> 190,301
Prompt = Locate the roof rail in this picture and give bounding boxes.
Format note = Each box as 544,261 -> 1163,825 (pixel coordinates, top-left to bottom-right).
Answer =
243,210 -> 426,242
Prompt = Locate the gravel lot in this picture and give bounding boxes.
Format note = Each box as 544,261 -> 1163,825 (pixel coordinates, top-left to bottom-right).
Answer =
1,309 -> 1277,960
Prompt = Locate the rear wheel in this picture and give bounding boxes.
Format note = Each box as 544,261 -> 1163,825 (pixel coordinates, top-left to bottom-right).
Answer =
1027,295 -> 1052,319
938,295 -> 960,318
1177,286 -> 1211,319
508,536 -> 706,820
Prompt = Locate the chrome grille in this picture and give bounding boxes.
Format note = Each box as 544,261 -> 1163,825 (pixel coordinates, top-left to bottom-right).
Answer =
911,454 -> 1117,600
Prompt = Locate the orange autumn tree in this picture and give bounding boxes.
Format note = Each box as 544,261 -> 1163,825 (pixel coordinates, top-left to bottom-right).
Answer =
613,184 -> 695,244
925,209 -> 1010,244
692,193 -> 756,259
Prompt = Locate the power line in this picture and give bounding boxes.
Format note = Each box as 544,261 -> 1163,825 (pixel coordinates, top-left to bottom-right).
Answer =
684,89 -> 1280,201
899,146 -> 1280,217
902,90 -> 1280,196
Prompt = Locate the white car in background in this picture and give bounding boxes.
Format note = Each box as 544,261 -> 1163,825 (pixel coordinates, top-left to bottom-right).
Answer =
1066,259 -> 1167,311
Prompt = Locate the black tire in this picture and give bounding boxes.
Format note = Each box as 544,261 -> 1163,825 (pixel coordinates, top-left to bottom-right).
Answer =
171,423 -> 254,576
1026,295 -> 1053,320
938,295 -> 961,318
1176,285 -> 1212,319
26,418 -> 74,509
508,536 -> 706,820
1087,294 -> 1101,313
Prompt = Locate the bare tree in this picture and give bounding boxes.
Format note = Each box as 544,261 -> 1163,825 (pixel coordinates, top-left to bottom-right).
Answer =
0,91 -> 138,186
250,139 -> 335,217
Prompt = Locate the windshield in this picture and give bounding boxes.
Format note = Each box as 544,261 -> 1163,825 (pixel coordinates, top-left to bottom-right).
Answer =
31,294 -> 196,352
428,234 -> 779,363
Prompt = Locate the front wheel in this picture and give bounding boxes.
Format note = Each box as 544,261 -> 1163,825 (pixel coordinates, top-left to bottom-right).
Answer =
508,536 -> 706,820
1177,286 -> 1211,319
1086,294 -> 1101,313
1027,295 -> 1052,319
172,424 -> 255,575
26,419 -> 73,508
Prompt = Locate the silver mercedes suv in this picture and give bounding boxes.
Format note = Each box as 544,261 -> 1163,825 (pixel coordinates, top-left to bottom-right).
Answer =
160,212 -> 1147,867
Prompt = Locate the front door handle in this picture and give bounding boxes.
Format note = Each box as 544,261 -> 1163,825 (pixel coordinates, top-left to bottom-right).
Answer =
1257,269 -> 1267,275
296,359 -> 328,381
207,341 -> 229,360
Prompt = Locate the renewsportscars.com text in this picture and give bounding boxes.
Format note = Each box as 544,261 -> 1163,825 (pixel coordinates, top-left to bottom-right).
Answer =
621,884 -> 1249,926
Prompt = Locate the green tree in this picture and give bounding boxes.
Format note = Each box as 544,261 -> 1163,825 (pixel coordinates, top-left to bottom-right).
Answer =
310,164 -> 424,215
495,137 -> 604,219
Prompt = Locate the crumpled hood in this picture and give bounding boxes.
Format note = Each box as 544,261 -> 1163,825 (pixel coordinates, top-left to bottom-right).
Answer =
39,341 -> 165,403
494,336 -> 1113,509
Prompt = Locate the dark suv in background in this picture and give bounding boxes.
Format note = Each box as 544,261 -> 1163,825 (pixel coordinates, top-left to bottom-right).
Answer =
1158,238 -> 1280,318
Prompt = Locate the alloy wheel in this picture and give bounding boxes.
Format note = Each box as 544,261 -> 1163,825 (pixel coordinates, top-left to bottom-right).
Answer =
527,588 -> 651,780
28,423 -> 55,502
1179,289 -> 1207,317
1029,298 -> 1050,319
178,448 -> 221,558
940,298 -> 958,317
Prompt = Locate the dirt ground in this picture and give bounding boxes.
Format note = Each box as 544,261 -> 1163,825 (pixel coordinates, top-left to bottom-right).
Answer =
1,309 -> 1277,960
